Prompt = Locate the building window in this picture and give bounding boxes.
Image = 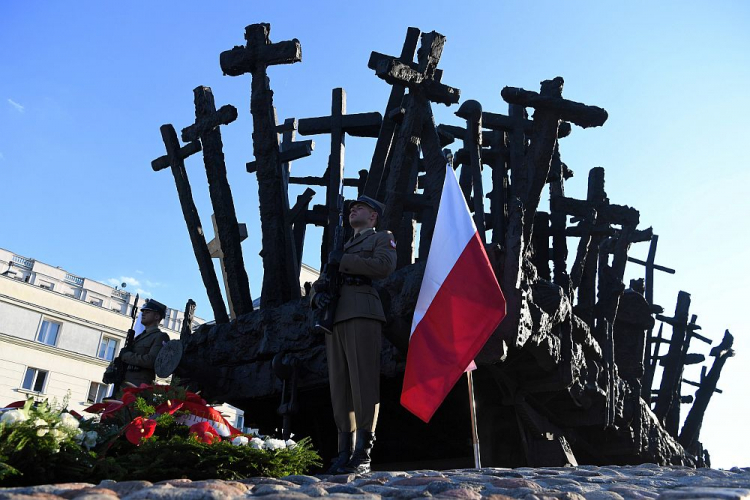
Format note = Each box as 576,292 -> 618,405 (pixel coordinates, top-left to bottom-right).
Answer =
236,414 -> 245,430
38,280 -> 54,291
89,297 -> 103,307
22,367 -> 48,393
97,337 -> 118,361
87,382 -> 112,403
37,319 -> 61,346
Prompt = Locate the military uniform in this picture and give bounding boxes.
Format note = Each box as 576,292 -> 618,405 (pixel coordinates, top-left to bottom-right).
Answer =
120,325 -> 170,387
326,227 -> 397,434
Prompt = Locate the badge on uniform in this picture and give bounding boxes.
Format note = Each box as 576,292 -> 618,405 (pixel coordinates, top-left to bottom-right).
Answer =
390,239 -> 397,248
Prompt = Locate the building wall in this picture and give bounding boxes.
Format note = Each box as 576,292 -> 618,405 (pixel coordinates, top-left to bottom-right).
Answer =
0,247 -> 244,430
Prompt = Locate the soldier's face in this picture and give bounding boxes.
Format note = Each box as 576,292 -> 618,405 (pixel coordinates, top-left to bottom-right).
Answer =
349,203 -> 377,228
141,309 -> 161,327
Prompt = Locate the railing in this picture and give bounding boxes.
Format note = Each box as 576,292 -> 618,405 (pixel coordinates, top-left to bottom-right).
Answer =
111,289 -> 129,300
12,255 -> 34,268
64,273 -> 84,286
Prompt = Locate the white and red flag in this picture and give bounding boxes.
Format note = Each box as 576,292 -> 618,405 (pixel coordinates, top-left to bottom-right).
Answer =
400,165 -> 506,423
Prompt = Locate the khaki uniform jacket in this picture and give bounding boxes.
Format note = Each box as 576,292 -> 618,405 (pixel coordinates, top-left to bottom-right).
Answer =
120,325 -> 170,386
333,228 -> 397,324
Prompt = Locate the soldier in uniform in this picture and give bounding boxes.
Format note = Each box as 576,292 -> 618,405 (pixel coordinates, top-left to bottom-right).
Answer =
120,299 -> 170,387
312,195 -> 397,474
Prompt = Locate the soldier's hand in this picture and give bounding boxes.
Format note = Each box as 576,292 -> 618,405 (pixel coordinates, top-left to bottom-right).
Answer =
328,249 -> 344,265
313,291 -> 333,310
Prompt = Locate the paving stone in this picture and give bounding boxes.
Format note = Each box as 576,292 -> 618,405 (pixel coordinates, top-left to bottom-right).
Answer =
251,484 -> 290,496
579,491 -> 625,499
283,476 -> 321,486
0,494 -> 66,500
391,477 -> 450,487
121,484 -> 230,499
432,487 -> 481,499
298,485 -> 328,497
656,487 -> 750,499
96,482 -> 154,497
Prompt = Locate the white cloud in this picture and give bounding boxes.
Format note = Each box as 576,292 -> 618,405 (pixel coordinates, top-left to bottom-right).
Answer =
121,276 -> 141,287
0,152 -> 4,161
107,275 -> 142,288
7,99 -> 24,113
136,288 -> 152,297
145,279 -> 161,288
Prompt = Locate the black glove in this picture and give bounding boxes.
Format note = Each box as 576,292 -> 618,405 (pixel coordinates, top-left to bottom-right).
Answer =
313,291 -> 333,310
120,345 -> 134,356
328,249 -> 344,265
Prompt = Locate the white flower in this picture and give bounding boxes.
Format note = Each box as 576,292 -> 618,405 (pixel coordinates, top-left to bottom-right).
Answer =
84,431 -> 98,449
0,409 -> 28,425
49,428 -> 64,441
232,435 -> 249,446
58,412 -> 79,430
249,437 -> 264,449
285,439 -> 297,449
264,438 -> 287,450
37,427 -> 48,437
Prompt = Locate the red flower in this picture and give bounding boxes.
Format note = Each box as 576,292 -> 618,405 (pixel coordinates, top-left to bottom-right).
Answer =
125,417 -> 157,445
189,421 -> 220,444
155,400 -> 184,415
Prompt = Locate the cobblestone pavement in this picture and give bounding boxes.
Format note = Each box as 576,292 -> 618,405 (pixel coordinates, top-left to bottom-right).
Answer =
2,465 -> 750,499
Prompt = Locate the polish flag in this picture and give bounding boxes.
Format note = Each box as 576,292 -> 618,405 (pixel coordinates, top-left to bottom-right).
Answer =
400,166 -> 506,423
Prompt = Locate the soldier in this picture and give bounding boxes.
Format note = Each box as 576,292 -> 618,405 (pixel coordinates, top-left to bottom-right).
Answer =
312,195 -> 397,474
120,299 -> 170,387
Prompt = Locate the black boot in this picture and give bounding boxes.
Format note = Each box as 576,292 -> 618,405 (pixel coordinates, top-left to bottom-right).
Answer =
342,429 -> 374,474
326,431 -> 353,474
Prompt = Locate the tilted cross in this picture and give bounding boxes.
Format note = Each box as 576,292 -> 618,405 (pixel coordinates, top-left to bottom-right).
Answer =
181,85 -> 254,316
364,27 -> 420,200
151,125 -> 229,323
369,30 -> 460,267
207,214 -> 248,320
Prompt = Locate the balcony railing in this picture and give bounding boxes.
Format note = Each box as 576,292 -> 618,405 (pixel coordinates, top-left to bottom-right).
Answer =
64,273 -> 84,286
12,255 -> 34,268
111,288 -> 129,300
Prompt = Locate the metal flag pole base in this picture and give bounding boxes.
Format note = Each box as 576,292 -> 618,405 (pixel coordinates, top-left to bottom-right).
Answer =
467,369 -> 481,468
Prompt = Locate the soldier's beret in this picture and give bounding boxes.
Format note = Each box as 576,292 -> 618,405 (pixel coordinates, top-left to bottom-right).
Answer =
141,299 -> 167,319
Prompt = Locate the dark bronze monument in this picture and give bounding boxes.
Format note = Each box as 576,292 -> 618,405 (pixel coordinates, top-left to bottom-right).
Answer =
152,23 -> 734,470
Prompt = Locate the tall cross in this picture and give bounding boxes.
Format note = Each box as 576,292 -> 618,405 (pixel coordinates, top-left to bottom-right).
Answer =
454,100 -> 487,244
151,125 -> 229,323
551,167 -> 639,328
364,27 -> 420,200
369,30 -> 460,267
220,23 -> 301,309
297,87 -> 382,266
207,214 -> 248,319
501,77 -> 608,252
627,234 -> 675,309
181,86 -> 254,316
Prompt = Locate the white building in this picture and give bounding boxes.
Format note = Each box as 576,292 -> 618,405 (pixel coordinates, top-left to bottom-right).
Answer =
0,247 -> 244,428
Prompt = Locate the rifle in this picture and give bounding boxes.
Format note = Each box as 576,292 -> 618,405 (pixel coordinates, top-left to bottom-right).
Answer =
103,293 -> 140,394
312,193 -> 345,335
180,298 -> 197,341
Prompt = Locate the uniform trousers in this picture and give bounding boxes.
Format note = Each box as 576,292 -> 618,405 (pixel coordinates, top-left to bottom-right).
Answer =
326,317 -> 382,433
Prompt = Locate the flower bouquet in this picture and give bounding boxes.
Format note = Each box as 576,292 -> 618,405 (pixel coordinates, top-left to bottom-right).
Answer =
0,384 -> 320,486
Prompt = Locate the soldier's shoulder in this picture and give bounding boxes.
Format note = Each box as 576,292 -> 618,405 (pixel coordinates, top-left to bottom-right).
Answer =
374,230 -> 397,247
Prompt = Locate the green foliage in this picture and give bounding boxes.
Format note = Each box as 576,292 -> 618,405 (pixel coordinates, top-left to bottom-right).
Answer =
94,436 -> 321,482
0,394 -> 322,486
0,400 -> 97,486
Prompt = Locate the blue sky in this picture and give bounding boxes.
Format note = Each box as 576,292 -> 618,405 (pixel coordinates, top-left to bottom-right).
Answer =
1,1 -> 748,467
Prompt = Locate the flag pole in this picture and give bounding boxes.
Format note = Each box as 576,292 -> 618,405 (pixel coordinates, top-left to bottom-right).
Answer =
467,370 -> 481,468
